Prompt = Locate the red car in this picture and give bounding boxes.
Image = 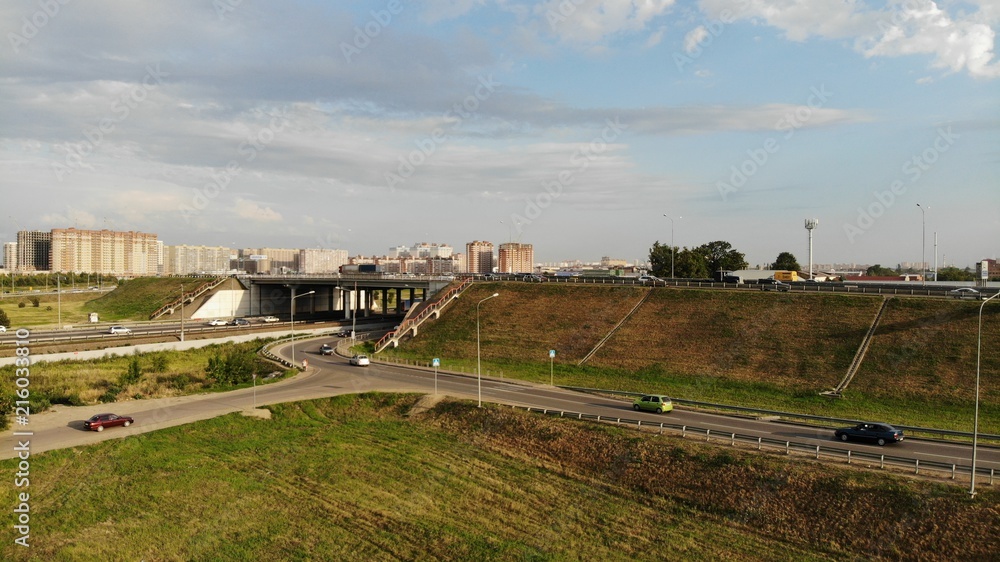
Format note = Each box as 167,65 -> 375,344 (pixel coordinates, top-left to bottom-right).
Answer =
83,413 -> 134,432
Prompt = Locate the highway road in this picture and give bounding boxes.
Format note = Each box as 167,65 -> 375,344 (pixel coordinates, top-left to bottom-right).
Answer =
4,336 -> 999,488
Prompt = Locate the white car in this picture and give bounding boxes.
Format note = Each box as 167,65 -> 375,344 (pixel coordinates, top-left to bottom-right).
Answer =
108,326 -> 132,335
261,316 -> 280,323
949,288 -> 982,300
0,326 -> 6,333
349,354 -> 370,366
207,319 -> 228,326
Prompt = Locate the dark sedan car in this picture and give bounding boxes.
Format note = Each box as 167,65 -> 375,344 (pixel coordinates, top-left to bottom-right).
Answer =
319,344 -> 334,355
83,413 -> 134,432
834,423 -> 904,446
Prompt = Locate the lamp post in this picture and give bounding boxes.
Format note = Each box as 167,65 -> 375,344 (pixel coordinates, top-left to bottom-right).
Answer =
970,289 -> 1000,497
476,292 -> 499,407
805,219 -> 819,280
290,288 -> 316,367
56,276 -> 61,328
179,284 -> 185,342
662,214 -> 680,279
351,280 -> 358,343
917,203 -> 927,285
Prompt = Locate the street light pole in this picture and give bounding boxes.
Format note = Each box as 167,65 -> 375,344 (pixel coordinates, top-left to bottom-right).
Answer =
917,203 -> 927,286
970,289 -> 1000,497
476,292 -> 499,408
663,215 -> 680,279
179,284 -> 185,342
289,288 -> 316,367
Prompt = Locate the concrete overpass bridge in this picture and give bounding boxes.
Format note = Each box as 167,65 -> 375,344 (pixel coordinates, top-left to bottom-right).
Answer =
187,274 -> 458,323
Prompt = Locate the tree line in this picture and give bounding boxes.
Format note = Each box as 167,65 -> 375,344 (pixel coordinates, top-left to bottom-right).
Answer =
648,241 -> 979,281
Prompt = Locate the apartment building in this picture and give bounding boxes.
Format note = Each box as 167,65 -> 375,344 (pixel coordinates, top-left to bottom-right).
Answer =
15,230 -> 51,272
163,244 -> 233,275
48,228 -> 159,276
466,240 -> 494,274
498,242 -> 534,274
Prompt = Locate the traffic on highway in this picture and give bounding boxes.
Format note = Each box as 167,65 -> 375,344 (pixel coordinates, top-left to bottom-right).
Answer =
5,335 -> 997,487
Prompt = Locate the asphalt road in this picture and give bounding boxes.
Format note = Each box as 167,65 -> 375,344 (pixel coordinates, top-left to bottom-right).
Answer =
4,336 -> 999,484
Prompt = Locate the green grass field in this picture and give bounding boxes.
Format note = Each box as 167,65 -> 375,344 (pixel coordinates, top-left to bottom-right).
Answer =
2,394 -> 996,561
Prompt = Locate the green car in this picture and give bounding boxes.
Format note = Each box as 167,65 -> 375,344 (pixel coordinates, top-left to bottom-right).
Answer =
632,394 -> 673,414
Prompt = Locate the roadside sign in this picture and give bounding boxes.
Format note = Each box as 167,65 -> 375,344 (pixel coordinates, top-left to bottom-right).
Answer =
549,349 -> 555,358
432,358 -> 440,367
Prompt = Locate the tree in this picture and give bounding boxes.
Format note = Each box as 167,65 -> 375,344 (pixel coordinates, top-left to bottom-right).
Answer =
647,241 -> 677,278
936,266 -> 975,282
772,252 -> 801,271
673,247 -> 710,279
865,264 -> 896,276
0,308 -> 9,328
693,241 -> 748,274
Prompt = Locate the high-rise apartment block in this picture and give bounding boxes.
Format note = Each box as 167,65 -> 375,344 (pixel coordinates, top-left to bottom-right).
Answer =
498,242 -> 533,274
163,245 -> 233,275
299,248 -> 349,273
49,228 -> 158,275
16,230 -> 51,272
3,242 -> 16,271
466,240 -> 494,274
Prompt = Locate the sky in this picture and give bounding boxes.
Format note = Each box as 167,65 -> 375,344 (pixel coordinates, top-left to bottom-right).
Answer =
1,0 -> 998,269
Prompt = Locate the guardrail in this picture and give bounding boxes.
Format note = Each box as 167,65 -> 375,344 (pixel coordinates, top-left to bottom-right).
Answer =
559,385 -> 1000,442
0,321 -> 295,348
469,275 -> 982,298
507,404 -> 997,484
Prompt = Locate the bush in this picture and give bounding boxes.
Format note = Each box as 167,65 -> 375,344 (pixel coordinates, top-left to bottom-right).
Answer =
99,385 -> 122,403
207,347 -> 260,386
30,297 -> 40,307
18,301 -> 26,308
150,353 -> 169,373
119,356 -> 142,386
0,307 -> 9,328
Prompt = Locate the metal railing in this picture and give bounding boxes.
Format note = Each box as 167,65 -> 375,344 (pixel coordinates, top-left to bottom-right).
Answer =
559,385 -> 1000,442
507,404 -> 997,484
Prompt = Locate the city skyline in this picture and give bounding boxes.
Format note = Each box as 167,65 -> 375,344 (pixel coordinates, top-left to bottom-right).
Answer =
1,1 -> 997,268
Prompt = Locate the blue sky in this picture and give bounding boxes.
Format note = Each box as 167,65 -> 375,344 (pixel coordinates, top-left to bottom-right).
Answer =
1,0 -> 997,268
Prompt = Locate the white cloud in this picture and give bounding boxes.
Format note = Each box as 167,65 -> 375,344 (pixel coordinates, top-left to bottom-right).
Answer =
233,199 -> 283,222
698,0 -> 1000,78
684,25 -> 709,53
862,1 -> 1000,78
536,0 -> 676,44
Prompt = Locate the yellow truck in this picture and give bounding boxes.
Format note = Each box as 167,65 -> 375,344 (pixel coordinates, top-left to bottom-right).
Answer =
773,270 -> 801,282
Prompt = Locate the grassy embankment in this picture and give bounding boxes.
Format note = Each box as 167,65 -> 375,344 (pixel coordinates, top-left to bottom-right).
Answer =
0,276 -> 210,328
379,283 -> 1000,433
2,394 -> 996,561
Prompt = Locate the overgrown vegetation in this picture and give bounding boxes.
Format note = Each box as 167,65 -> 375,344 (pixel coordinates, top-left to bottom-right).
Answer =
0,339 -> 290,429
2,394 -> 995,560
